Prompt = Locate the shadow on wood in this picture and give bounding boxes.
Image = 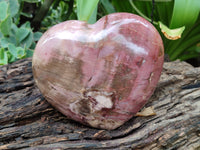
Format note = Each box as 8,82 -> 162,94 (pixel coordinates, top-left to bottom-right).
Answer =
0,58 -> 200,150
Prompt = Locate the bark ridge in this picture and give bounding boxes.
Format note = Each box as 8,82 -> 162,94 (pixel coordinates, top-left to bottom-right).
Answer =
0,58 -> 200,150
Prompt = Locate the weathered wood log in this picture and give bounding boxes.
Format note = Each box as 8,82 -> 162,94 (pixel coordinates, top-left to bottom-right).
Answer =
0,57 -> 200,150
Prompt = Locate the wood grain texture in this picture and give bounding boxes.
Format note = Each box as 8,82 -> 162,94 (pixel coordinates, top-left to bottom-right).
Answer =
0,58 -> 200,150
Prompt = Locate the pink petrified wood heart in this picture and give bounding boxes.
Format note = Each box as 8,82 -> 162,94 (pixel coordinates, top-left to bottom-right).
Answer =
32,13 -> 164,130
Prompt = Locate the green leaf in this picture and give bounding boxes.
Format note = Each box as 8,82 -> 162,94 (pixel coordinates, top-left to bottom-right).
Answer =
8,43 -> 18,58
166,19 -> 200,58
170,33 -> 200,60
88,6 -> 98,24
21,31 -> 34,48
8,0 -> 19,17
155,1 -> 174,26
11,23 -> 18,34
26,49 -> 34,57
170,0 -> 200,28
195,44 -> 200,53
159,21 -> 185,40
7,51 -> 16,63
77,0 -> 99,23
0,15 -> 12,36
100,0 -> 115,14
0,48 -> 8,65
16,27 -> 30,44
33,32 -> 43,41
30,42 -> 36,49
20,12 -> 33,18
22,0 -> 40,3
17,47 -> 26,59
0,36 -> 16,47
112,0 -> 133,13
21,21 -> 31,28
179,53 -> 199,61
0,38 -> 9,48
7,36 -> 17,45
135,0 -> 172,1
0,1 -> 9,21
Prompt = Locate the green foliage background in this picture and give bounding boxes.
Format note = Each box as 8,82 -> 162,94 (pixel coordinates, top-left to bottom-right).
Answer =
0,0 -> 43,65
0,0 -> 200,65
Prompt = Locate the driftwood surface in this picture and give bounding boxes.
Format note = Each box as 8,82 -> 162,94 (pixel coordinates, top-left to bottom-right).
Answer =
0,57 -> 200,150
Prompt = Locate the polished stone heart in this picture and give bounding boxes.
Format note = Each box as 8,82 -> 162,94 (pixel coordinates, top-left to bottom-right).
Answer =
32,13 -> 164,130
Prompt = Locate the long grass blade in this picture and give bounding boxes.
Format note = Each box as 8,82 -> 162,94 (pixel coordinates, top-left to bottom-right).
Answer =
77,0 -> 99,22
170,34 -> 200,60
100,0 -> 115,14
112,0 -> 133,13
155,1 -> 174,26
88,5 -> 98,24
170,0 -> 200,28
167,18 -> 200,56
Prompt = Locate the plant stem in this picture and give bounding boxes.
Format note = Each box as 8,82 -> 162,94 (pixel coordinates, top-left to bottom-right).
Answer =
32,0 -> 55,31
129,0 -> 158,25
151,0 -> 155,23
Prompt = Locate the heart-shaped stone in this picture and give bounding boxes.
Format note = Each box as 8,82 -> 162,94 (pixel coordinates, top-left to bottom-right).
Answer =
32,13 -> 164,130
